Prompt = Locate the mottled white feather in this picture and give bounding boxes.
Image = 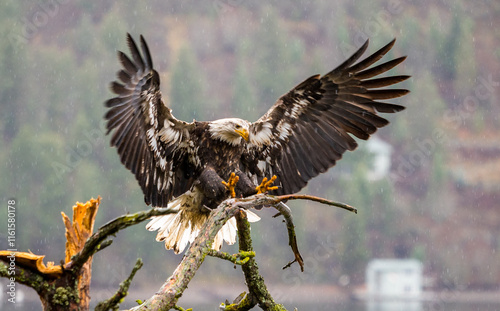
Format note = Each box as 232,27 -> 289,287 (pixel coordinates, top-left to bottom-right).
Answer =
249,122 -> 273,146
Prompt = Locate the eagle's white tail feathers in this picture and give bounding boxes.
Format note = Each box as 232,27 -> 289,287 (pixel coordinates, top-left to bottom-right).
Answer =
146,190 -> 261,254
145,195 -> 183,232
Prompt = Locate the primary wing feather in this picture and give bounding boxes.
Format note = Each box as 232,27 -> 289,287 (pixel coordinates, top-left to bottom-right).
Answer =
104,33 -> 195,206
247,39 -> 409,195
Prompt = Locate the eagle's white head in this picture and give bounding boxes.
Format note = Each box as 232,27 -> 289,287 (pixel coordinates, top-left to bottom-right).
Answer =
208,118 -> 250,146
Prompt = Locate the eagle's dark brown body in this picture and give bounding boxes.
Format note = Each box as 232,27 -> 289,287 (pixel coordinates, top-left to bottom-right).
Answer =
187,122 -> 257,209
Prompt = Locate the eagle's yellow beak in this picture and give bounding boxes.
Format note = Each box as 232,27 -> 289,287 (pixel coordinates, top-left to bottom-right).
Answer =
235,128 -> 249,141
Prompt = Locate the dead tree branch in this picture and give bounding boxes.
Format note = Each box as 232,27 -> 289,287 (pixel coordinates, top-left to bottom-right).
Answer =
206,249 -> 255,265
229,210 -> 286,310
128,198 -> 242,311
95,258 -> 144,311
1,193 -> 354,310
275,194 -> 357,214
273,202 -> 304,271
129,193 -> 354,310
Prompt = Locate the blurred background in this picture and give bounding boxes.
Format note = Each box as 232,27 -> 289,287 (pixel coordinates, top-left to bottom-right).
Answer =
1,1 -> 499,310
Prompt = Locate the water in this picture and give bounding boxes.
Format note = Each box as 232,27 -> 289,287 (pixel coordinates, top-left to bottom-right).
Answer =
292,301 -> 498,311
174,301 -> 500,311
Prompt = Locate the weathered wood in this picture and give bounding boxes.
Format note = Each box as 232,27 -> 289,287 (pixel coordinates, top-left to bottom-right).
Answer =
234,210 -> 287,311
0,197 -> 101,311
1,193 -> 354,310
129,199 -> 241,310
62,197 -> 100,310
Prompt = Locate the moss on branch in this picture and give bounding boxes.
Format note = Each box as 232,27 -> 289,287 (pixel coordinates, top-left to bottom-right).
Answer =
126,193 -> 354,310
206,249 -> 255,265
233,210 -> 287,311
128,199 -> 243,310
95,258 -> 144,311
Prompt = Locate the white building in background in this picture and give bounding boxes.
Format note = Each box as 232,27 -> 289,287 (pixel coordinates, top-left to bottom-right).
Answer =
365,136 -> 393,181
366,259 -> 423,299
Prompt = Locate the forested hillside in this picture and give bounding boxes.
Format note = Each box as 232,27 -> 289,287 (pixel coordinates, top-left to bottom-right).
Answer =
1,0 -> 499,304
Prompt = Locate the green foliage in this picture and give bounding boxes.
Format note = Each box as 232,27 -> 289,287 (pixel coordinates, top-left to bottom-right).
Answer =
329,147 -> 372,279
6,127 -> 69,251
432,6 -> 477,98
392,71 -> 447,143
453,15 -> 477,98
170,45 -> 206,121
0,2 -> 25,142
251,6 -> 305,113
439,10 -> 462,81
231,41 -> 258,121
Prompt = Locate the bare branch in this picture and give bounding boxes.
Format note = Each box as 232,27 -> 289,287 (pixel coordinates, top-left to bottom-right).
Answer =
274,202 -> 304,271
95,258 -> 144,311
276,194 -> 357,214
126,192 -> 344,310
233,210 -> 287,311
128,200 -> 242,310
231,193 -> 357,214
206,249 -> 255,265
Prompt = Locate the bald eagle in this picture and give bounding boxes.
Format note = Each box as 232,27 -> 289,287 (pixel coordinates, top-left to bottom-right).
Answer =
104,34 -> 409,253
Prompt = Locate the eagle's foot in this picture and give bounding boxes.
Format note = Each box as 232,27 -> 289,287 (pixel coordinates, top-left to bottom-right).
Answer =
222,172 -> 239,198
256,175 -> 278,194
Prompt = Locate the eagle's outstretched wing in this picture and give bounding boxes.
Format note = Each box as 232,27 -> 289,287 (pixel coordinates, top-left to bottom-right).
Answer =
247,39 -> 409,195
104,34 -> 195,206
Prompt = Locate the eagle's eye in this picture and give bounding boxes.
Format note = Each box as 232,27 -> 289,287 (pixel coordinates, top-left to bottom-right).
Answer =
235,124 -> 242,129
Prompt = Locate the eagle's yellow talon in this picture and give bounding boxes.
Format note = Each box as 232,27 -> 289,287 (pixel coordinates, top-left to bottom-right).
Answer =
256,175 -> 278,194
222,172 -> 239,198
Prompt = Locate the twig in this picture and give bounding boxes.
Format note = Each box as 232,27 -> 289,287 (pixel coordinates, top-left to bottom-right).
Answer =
234,210 -> 287,311
274,202 -> 304,271
95,258 -> 144,311
220,292 -> 252,311
276,194 -> 357,214
230,193 -> 357,214
206,249 -> 255,265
